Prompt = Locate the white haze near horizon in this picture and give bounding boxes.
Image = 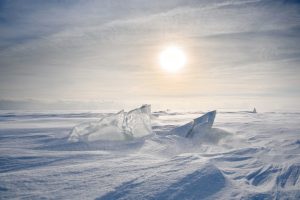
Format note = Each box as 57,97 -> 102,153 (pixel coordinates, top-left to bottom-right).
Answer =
0,0 -> 299,111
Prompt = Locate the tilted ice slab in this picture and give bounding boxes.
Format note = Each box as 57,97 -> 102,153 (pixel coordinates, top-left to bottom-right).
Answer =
169,110 -> 216,138
68,105 -> 152,142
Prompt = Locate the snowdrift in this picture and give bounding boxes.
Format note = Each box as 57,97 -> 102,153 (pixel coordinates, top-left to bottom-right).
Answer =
1,110 -> 300,199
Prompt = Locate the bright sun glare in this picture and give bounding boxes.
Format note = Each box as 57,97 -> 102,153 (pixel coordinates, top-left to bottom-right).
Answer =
159,46 -> 186,73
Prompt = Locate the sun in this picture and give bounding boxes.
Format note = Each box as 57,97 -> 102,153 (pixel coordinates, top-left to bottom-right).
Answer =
159,46 -> 186,73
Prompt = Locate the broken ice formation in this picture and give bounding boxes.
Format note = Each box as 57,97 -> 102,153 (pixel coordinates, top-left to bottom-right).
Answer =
170,110 -> 216,138
68,105 -> 152,142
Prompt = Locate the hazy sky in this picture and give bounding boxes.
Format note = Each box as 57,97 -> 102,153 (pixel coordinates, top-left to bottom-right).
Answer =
0,0 -> 299,111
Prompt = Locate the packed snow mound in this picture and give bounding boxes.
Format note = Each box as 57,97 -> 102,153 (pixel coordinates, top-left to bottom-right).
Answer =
68,105 -> 152,142
169,110 -> 216,138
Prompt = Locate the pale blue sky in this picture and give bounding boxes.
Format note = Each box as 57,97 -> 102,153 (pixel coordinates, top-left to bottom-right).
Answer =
0,0 -> 299,111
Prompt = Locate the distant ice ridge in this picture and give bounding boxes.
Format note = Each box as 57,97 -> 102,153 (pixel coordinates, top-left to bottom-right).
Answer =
68,105 -> 152,142
170,110 -> 216,138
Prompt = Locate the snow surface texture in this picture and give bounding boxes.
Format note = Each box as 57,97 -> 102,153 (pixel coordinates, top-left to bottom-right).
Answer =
0,109 -> 300,199
68,105 -> 152,142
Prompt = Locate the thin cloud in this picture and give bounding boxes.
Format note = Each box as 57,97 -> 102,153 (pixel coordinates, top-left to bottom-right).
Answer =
0,0 -> 299,110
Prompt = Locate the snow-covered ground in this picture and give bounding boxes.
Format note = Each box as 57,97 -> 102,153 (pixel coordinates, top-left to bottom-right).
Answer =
0,110 -> 299,199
